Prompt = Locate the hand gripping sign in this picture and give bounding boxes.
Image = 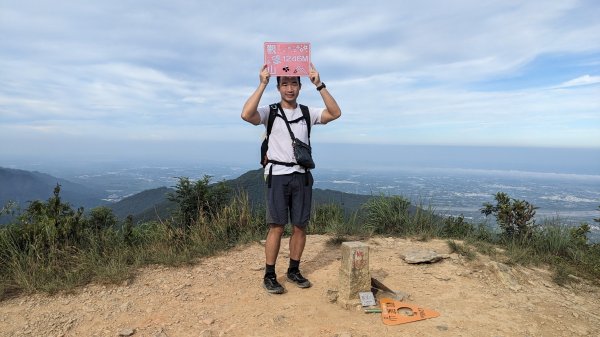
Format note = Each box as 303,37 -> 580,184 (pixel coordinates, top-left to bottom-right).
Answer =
264,42 -> 311,76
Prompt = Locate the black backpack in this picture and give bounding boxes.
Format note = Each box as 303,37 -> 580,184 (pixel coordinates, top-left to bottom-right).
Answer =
260,103 -> 311,168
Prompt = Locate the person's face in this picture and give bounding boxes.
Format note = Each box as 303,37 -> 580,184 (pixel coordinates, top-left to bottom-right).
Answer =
277,77 -> 301,103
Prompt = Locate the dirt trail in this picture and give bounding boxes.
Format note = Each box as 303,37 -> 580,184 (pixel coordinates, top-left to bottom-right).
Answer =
1,235 -> 599,337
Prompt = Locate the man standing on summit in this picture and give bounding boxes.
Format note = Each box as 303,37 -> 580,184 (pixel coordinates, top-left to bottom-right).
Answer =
241,63 -> 341,294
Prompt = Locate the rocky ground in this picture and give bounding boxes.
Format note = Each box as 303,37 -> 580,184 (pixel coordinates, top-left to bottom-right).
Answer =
1,235 -> 599,337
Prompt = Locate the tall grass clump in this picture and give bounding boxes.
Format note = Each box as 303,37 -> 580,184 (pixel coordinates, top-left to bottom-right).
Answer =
361,195 -> 442,238
500,220 -> 600,281
309,203 -> 365,238
201,191 -> 266,247
410,200 -> 443,240
362,195 -> 411,235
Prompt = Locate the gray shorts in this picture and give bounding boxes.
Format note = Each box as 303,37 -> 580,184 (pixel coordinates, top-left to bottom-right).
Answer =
266,172 -> 313,226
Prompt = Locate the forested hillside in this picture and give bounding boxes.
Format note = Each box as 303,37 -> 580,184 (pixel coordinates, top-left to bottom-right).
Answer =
108,187 -> 176,223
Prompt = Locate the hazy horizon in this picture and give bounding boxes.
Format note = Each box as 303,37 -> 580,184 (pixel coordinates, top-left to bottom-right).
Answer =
2,143 -> 599,177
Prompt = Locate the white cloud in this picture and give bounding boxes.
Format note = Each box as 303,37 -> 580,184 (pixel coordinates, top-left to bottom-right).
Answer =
558,75 -> 600,88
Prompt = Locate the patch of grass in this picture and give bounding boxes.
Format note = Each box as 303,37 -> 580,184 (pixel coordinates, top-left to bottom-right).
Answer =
325,236 -> 349,247
361,195 -> 444,239
552,264 -> 579,287
503,240 -> 539,266
468,239 -> 498,257
447,240 -> 476,261
414,234 -> 431,242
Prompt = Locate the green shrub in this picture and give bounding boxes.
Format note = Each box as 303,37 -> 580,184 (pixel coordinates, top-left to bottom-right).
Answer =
87,206 -> 118,231
570,223 -> 591,247
481,192 -> 538,240
442,215 -> 474,238
167,176 -> 231,230
473,223 -> 497,243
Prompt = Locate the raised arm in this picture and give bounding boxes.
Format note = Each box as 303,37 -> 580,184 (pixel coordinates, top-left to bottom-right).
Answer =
309,64 -> 341,124
241,65 -> 270,125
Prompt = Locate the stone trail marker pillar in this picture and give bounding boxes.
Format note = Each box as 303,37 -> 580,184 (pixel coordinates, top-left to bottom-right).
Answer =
338,241 -> 370,309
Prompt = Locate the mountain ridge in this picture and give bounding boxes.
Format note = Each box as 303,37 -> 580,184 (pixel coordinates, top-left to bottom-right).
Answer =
0,167 -> 107,223
109,168 -> 377,223
1,166 -> 406,225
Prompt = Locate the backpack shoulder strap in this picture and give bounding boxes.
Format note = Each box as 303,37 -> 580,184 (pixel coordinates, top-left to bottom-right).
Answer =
299,104 -> 311,138
269,103 -> 311,140
266,104 -> 278,137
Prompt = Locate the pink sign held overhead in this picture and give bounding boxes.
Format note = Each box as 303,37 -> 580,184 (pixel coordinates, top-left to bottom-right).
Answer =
264,42 -> 311,77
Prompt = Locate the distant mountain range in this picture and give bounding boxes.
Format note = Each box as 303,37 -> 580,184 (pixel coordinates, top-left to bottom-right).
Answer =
1,167 -> 107,215
1,167 -> 377,225
108,186 -> 176,223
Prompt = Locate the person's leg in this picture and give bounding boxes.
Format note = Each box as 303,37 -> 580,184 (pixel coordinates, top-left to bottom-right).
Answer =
286,226 -> 311,288
263,224 -> 285,294
263,173 -> 291,294
288,172 -> 312,254
286,172 -> 312,288
265,224 -> 284,266
287,224 -> 311,287
288,224 -> 307,261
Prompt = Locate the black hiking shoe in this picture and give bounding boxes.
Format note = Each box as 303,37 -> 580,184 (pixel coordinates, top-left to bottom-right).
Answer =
287,270 -> 312,288
263,274 -> 285,294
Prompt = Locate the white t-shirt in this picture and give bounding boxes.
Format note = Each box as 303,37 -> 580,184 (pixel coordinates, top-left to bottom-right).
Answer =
258,104 -> 324,175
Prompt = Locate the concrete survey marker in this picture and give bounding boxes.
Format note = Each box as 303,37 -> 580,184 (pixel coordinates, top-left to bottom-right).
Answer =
338,242 -> 371,308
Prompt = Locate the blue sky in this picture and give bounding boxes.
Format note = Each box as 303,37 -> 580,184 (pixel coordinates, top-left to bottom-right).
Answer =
1,0 -> 599,162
